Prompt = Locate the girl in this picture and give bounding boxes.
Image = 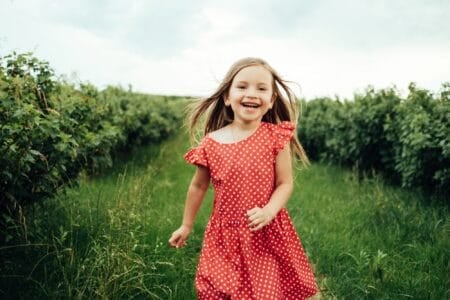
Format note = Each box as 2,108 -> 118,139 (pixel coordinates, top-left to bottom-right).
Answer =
169,57 -> 318,299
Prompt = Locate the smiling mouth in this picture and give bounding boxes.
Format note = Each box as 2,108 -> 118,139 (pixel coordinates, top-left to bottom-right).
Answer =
241,102 -> 260,108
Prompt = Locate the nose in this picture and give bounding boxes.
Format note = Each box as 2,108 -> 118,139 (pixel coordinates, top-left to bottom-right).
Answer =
245,88 -> 258,98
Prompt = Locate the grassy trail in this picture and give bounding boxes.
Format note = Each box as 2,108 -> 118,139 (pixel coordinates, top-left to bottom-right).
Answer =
1,131 -> 448,299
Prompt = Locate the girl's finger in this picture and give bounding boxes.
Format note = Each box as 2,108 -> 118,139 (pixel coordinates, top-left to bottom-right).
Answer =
246,207 -> 260,216
248,215 -> 260,225
168,236 -> 176,245
248,210 -> 265,220
176,239 -> 186,248
249,217 -> 265,228
250,217 -> 271,231
247,214 -> 259,222
169,233 -> 181,246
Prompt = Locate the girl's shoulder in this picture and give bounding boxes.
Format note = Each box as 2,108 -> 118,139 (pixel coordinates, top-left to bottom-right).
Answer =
262,121 -> 296,133
262,121 -> 296,154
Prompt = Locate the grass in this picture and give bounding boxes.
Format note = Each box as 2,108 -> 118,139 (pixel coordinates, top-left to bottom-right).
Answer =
0,131 -> 448,299
294,165 -> 449,299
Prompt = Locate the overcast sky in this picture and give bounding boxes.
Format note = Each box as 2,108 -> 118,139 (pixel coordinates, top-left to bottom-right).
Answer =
1,0 -> 449,99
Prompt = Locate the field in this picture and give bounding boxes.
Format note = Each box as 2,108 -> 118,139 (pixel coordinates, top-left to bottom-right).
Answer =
1,131 -> 448,299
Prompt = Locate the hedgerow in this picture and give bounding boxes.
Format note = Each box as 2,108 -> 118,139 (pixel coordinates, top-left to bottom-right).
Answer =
0,52 -> 182,213
298,84 -> 450,198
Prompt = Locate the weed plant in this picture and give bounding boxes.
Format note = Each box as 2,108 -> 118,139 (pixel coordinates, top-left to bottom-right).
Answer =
0,133 -> 447,299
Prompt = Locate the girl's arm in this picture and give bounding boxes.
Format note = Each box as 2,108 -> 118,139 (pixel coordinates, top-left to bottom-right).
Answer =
247,146 -> 293,231
169,166 -> 210,248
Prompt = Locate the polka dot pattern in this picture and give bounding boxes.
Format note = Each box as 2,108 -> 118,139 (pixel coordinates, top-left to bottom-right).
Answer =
185,121 -> 318,299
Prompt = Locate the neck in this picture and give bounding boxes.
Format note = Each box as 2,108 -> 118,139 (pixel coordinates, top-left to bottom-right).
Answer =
231,119 -> 261,131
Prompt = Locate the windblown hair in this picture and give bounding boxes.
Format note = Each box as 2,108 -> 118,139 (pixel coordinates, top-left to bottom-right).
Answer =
187,57 -> 309,166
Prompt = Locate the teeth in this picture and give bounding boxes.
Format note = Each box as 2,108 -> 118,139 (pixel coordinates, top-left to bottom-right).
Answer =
242,103 -> 259,107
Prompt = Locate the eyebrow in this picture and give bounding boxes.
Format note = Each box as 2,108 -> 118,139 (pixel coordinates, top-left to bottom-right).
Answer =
235,81 -> 269,86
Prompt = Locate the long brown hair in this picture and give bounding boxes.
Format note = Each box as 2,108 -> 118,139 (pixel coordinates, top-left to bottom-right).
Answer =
187,57 -> 309,166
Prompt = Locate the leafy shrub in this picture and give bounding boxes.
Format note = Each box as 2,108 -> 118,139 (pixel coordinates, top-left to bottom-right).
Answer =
0,52 -> 182,213
298,83 -> 450,198
384,83 -> 450,194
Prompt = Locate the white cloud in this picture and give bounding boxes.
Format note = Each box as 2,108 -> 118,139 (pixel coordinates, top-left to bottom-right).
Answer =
1,0 -> 449,100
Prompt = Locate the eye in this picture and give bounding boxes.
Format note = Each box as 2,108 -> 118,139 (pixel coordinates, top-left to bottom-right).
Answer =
237,85 -> 246,89
259,87 -> 267,91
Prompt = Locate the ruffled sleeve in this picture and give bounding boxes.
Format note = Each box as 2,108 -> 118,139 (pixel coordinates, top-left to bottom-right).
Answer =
273,121 -> 295,155
184,139 -> 209,168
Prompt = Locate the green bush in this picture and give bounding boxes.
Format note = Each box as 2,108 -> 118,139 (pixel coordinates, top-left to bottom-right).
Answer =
384,83 -> 450,194
0,52 -> 80,209
0,52 -> 182,213
298,83 -> 450,197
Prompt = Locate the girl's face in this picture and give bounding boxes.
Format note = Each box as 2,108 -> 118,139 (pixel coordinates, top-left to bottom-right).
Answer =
225,65 -> 274,124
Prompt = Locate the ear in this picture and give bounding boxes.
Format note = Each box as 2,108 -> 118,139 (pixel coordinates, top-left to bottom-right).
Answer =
224,96 -> 231,107
269,93 -> 276,109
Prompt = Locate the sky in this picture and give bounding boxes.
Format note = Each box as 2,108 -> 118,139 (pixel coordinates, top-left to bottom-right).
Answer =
1,0 -> 449,99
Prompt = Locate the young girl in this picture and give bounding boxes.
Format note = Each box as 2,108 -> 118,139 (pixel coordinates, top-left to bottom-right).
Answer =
169,57 -> 318,299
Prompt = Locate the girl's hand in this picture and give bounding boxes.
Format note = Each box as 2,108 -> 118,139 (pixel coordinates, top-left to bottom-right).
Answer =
168,225 -> 192,248
246,207 -> 276,231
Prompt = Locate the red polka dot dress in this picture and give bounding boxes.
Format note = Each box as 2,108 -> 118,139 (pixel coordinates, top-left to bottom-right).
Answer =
184,121 -> 318,300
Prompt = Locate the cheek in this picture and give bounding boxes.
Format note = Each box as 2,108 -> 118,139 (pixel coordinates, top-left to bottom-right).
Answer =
228,90 -> 241,100
264,95 -> 274,106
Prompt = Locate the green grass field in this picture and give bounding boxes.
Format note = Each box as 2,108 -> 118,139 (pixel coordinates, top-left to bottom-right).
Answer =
1,132 -> 448,299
